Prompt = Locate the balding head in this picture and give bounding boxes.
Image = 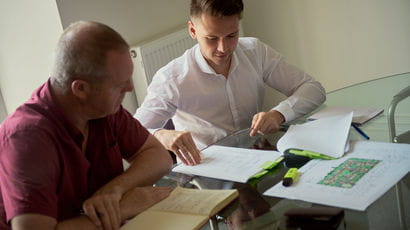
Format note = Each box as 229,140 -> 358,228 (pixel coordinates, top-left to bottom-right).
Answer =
51,21 -> 129,90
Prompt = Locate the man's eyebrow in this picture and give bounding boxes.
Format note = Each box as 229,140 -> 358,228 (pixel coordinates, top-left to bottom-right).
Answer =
228,31 -> 239,36
205,30 -> 239,37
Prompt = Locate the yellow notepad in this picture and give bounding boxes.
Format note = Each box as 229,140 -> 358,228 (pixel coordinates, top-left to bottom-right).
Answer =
121,187 -> 239,230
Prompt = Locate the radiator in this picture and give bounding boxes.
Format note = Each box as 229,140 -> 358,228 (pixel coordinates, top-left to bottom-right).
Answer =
130,27 -> 197,106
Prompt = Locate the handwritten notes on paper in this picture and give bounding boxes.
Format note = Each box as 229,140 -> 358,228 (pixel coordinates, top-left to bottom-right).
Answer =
121,187 -> 238,230
172,145 -> 282,183
149,187 -> 237,215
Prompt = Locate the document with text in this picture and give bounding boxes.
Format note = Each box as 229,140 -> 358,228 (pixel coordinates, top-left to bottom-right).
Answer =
172,145 -> 283,183
264,141 -> 410,211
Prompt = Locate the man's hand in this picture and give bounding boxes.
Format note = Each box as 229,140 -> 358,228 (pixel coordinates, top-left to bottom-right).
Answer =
120,186 -> 173,221
154,129 -> 201,165
82,185 -> 123,230
10,187 -> 172,230
250,110 -> 285,136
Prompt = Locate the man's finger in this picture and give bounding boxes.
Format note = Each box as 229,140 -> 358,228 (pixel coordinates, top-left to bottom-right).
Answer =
104,199 -> 120,229
82,204 -> 101,227
171,146 -> 189,165
185,139 -> 201,164
178,145 -> 195,165
250,114 -> 263,136
251,118 -> 266,136
97,204 -> 112,230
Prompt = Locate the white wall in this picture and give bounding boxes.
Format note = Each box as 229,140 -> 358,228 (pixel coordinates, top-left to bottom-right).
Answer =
0,0 -> 63,114
242,0 -> 410,93
56,0 -> 190,48
2,1 -> 409,116
56,0 -> 190,113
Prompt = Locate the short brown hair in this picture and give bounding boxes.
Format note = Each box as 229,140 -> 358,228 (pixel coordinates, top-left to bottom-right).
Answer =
51,21 -> 129,89
190,0 -> 243,19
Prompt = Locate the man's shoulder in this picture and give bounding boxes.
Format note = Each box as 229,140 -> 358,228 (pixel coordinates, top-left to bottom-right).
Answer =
154,46 -> 196,81
238,37 -> 261,48
1,103 -> 58,139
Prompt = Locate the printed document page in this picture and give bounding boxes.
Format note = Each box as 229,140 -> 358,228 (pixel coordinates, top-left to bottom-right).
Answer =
264,141 -> 410,211
172,145 -> 282,183
277,112 -> 353,158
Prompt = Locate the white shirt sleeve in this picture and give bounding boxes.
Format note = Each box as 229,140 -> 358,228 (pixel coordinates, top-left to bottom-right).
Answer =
257,40 -> 326,122
134,69 -> 178,129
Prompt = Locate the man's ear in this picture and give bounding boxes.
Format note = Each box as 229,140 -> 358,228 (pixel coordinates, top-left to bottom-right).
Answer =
188,20 -> 197,39
71,79 -> 90,99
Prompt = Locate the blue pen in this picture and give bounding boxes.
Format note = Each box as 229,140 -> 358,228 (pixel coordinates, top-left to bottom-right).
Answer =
351,123 -> 370,140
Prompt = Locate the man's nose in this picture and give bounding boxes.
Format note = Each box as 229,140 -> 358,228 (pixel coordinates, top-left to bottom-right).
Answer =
217,38 -> 227,53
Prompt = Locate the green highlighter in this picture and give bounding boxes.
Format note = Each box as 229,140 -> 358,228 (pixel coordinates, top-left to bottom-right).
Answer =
288,148 -> 336,160
282,168 -> 299,187
249,156 -> 284,180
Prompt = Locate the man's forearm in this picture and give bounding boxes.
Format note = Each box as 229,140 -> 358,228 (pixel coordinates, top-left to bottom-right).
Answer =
113,134 -> 173,192
12,213 -> 98,230
124,139 -> 173,186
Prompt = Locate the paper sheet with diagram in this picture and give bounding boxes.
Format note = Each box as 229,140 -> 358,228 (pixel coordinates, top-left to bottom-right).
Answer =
264,141 -> 410,211
172,145 -> 282,183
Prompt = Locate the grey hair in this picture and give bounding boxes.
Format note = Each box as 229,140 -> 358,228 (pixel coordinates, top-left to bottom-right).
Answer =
51,21 -> 129,89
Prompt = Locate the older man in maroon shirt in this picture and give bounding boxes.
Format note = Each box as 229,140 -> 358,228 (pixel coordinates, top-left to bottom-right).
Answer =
0,21 -> 173,230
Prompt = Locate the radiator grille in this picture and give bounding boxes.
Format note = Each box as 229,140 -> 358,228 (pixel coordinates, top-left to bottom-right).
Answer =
131,28 -> 196,85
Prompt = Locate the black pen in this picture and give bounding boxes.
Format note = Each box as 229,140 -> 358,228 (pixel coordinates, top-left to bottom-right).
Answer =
351,123 -> 370,140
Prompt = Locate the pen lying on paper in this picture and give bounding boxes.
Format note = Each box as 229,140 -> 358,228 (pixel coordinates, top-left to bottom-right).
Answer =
351,123 -> 370,140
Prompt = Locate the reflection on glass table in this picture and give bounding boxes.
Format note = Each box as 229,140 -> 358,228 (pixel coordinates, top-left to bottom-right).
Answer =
163,128 -> 306,230
323,72 -> 410,142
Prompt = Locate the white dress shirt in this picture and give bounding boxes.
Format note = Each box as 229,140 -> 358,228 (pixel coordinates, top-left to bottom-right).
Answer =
135,37 -> 326,149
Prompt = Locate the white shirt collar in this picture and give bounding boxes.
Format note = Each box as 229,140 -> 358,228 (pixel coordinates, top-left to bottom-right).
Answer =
194,45 -> 239,77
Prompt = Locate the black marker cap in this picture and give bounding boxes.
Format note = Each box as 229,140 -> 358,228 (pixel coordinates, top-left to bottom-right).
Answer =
282,178 -> 293,187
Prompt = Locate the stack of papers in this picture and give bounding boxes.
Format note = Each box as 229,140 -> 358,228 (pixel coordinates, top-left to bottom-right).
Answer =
308,106 -> 384,125
277,112 -> 353,158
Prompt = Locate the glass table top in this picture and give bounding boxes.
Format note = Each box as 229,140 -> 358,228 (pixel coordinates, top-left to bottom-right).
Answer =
160,72 -> 410,229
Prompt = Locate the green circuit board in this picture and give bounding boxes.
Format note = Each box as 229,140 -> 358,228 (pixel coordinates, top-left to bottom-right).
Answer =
318,158 -> 381,188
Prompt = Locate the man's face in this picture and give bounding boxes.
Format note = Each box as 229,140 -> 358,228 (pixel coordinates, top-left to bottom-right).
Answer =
87,49 -> 134,118
189,13 -> 240,72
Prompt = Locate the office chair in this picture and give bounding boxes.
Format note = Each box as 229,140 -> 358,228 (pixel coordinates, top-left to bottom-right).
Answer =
387,85 -> 410,230
387,85 -> 410,143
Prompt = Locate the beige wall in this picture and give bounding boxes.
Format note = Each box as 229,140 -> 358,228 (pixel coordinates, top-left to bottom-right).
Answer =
56,0 -> 189,48
242,0 -> 410,94
0,0 -> 189,115
1,1 -> 409,116
56,0 -> 190,113
0,0 -> 63,114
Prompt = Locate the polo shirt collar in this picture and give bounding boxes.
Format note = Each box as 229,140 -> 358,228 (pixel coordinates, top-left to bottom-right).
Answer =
39,79 -> 84,146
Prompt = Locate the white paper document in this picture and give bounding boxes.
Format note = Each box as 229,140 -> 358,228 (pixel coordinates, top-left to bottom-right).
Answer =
308,106 -> 384,125
264,141 -> 410,211
172,145 -> 282,183
277,112 -> 353,158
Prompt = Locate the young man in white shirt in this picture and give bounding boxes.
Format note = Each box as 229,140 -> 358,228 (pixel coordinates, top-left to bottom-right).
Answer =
135,0 -> 326,166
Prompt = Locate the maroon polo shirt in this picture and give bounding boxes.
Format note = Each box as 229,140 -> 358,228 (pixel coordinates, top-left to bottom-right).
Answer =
0,79 -> 149,229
